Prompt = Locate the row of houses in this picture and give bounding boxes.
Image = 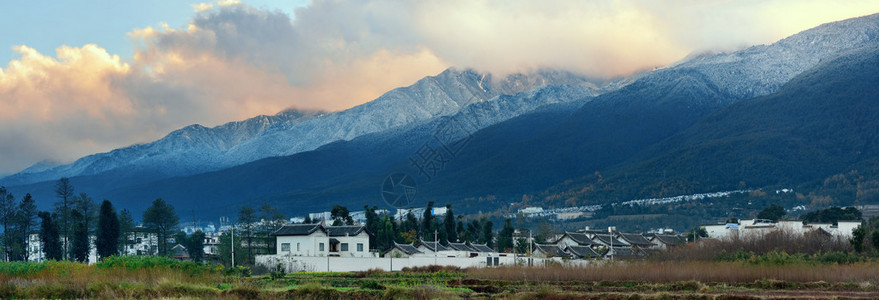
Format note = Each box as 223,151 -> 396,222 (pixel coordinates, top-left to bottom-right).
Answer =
701,219 -> 861,240
24,227 -> 223,264
269,223 -> 686,261
529,230 -> 686,259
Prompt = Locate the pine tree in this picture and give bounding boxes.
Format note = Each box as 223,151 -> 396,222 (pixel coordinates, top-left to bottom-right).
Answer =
73,193 -> 97,237
143,198 -> 179,256
364,205 -> 379,249
117,209 -> 135,255
444,204 -> 457,243
260,203 -> 285,256
38,212 -> 62,260
17,194 -> 38,261
482,220 -> 494,249
330,205 -> 353,226
218,231 -> 243,267
0,187 -> 15,261
70,210 -> 89,262
376,215 -> 396,252
303,215 -> 312,224
238,206 -> 256,265
497,218 -> 515,252
96,200 -> 120,260
188,230 -> 205,262
422,201 -> 434,240
54,178 -> 74,260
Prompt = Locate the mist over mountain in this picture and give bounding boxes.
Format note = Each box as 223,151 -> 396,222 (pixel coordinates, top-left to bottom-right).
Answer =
4,14 -> 879,223
1,69 -> 599,187
546,45 -> 879,206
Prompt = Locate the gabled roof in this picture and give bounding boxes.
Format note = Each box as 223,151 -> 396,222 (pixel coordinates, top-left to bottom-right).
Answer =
592,234 -> 626,246
271,224 -> 322,236
652,234 -> 685,246
565,245 -> 600,258
325,226 -> 367,237
384,242 -> 422,255
447,242 -> 474,251
558,232 -> 597,246
271,224 -> 369,237
534,244 -> 564,257
608,247 -> 643,258
468,243 -> 495,253
618,233 -> 653,246
418,240 -> 450,252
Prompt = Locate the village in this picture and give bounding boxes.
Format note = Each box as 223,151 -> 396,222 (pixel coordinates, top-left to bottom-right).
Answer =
14,200 -> 863,274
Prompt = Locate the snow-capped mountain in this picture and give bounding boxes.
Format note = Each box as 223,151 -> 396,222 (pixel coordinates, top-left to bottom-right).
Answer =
1,68 -> 599,186
668,13 -> 879,101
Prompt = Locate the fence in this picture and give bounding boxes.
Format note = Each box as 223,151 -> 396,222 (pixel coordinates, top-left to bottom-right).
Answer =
256,254 -> 595,272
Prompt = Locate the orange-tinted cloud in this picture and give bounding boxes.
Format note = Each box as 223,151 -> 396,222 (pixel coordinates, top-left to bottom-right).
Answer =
1,0 -> 878,174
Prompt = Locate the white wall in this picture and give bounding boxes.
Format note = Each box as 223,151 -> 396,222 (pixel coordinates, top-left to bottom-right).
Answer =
276,231 -> 371,257
256,254 -> 594,272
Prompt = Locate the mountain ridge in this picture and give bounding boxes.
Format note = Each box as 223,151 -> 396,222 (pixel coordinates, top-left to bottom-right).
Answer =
1,68 -> 600,187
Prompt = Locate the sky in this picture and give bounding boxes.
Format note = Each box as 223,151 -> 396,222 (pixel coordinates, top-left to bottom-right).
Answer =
1,0 -> 878,176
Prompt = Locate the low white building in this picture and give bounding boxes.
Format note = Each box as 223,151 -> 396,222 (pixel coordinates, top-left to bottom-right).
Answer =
701,219 -> 861,240
271,224 -> 371,257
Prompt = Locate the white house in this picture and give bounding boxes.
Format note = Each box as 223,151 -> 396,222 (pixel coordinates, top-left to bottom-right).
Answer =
271,224 -> 371,257
416,240 -> 460,257
382,242 -> 422,258
554,232 -> 599,248
701,219 -> 861,240
647,234 -> 686,250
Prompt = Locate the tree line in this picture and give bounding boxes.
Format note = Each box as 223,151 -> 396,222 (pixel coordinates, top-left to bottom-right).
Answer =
306,201 -> 530,253
2,178 -> 535,265
0,178 -> 190,263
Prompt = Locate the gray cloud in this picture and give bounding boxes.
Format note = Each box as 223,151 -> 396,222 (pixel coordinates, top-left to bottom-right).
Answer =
1,0 -> 877,174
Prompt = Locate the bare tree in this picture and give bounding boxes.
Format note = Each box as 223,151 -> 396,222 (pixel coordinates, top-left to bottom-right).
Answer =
54,178 -> 74,260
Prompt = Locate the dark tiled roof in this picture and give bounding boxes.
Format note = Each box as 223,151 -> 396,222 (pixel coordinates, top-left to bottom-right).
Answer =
271,224 -> 322,236
565,245 -> 600,258
583,230 -> 612,236
559,232 -> 597,246
592,234 -> 626,246
653,234 -> 685,246
609,247 -> 643,258
534,244 -> 564,257
271,224 -> 368,237
618,233 -> 653,246
468,243 -> 495,253
418,240 -> 449,252
447,242 -> 474,251
384,242 -> 422,255
325,226 -> 366,237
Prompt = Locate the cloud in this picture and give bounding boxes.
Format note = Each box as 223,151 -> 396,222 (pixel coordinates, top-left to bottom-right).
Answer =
1,0 -> 878,174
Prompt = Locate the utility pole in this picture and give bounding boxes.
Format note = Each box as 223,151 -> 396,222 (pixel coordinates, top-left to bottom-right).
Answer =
434,229 -> 438,265
528,229 -> 533,266
231,226 -> 235,267
609,227 -> 613,261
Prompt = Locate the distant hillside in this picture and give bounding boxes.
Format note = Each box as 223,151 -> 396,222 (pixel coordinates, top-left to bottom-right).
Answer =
6,14 -> 879,223
543,45 -> 879,207
1,69 -> 598,187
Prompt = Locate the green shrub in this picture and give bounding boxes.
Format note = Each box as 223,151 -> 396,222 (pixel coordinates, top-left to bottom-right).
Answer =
359,279 -> 385,290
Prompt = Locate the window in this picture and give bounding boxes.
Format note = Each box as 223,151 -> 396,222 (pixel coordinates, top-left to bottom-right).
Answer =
341,243 -> 349,252
357,243 -> 364,252
281,243 -> 290,252
296,243 -> 300,251
319,243 -> 325,252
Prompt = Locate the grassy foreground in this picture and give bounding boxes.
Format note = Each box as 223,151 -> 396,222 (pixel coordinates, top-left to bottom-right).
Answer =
3,257 -> 879,299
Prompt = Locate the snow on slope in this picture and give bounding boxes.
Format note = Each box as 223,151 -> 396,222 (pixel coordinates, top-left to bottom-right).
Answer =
1,69 -> 598,186
670,13 -> 879,100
